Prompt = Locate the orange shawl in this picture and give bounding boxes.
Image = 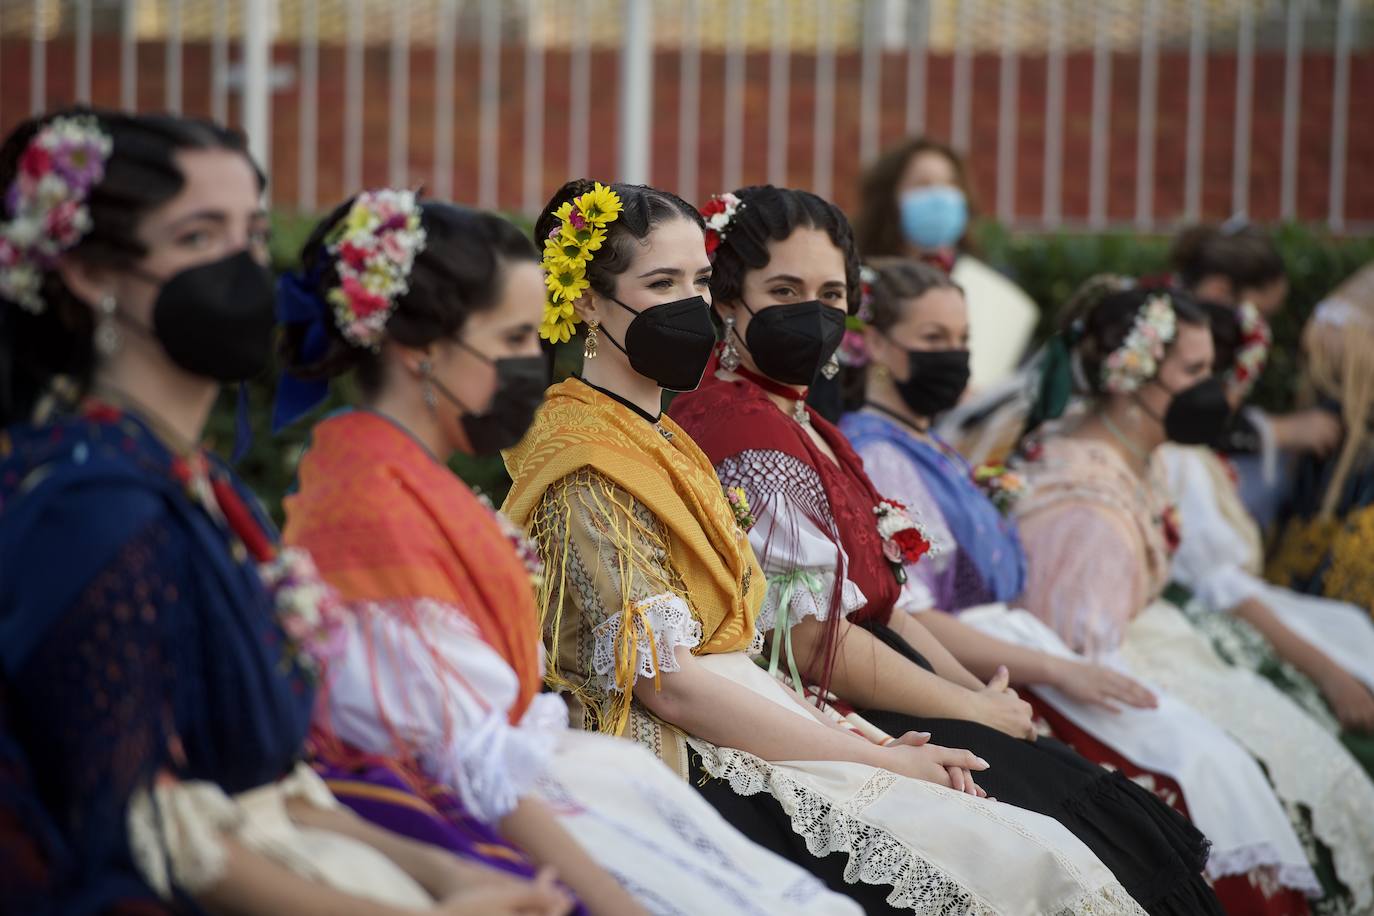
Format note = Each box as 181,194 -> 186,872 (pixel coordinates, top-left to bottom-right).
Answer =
284,410 -> 541,722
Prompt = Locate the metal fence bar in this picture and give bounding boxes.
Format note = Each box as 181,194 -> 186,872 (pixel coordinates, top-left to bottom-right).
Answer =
812,0 -> 836,200
1183,0 -> 1206,222
30,0 -> 44,116
74,0 -> 91,104
211,0 -> 228,124
344,0 -> 364,192
995,3 -> 1018,224
905,0 -> 928,135
1230,2 -> 1254,219
950,0 -> 972,152
389,0 -> 411,189
1280,0 -> 1304,221
723,0 -> 746,192
1329,0 -> 1353,232
478,0 -> 501,209
1135,0 -> 1159,229
859,0 -> 880,165
121,0 -> 137,111
618,0 -> 651,185
242,0 -> 271,189
524,0 -> 547,211
767,0 -> 790,185
1088,2 -> 1111,228
1042,0 -> 1064,227
568,0 -> 590,180
165,0 -> 183,114
677,0 -> 701,205
434,0 -> 458,201
298,0 -> 318,211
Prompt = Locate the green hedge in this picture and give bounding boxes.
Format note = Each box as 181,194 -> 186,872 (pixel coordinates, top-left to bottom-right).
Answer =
208,215 -> 1374,523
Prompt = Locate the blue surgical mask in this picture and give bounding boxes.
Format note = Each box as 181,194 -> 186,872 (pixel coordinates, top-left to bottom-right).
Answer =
899,186 -> 968,250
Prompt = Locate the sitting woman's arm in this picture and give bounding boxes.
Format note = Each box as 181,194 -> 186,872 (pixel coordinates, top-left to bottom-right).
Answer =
635,646 -> 989,792
909,610 -> 1158,712
1232,597 -> 1374,732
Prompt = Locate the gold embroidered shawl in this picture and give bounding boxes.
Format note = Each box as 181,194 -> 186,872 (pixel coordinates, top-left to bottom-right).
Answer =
502,379 -> 762,732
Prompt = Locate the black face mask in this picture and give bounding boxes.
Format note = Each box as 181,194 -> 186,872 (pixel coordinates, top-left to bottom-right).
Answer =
126,250 -> 278,382
891,347 -> 971,418
1157,376 -> 1232,446
738,299 -> 845,386
602,294 -> 717,392
433,347 -> 549,457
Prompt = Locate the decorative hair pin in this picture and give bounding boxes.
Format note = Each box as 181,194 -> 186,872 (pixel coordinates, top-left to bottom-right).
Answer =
700,191 -> 743,259
0,115 -> 112,314
1100,292 -> 1178,394
324,188 -> 427,350
1228,300 -> 1272,400
540,181 -> 622,344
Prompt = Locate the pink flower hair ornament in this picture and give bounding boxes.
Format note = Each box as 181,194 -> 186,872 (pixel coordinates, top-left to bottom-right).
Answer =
0,115 -> 112,314
323,188 -> 427,350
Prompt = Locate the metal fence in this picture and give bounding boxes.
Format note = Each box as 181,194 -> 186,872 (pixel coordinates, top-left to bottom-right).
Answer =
1,0 -> 1371,232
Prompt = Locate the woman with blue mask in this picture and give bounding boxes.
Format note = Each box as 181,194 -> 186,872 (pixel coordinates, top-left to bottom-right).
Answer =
850,137 -> 1038,396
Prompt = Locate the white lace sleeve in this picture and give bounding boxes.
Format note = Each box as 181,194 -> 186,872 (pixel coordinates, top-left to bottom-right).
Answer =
323,599 -> 567,823
590,592 -> 703,693
1160,446 -> 1267,614
717,450 -> 866,637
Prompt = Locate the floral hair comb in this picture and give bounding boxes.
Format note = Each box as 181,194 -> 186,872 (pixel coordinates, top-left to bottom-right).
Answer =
699,191 -> 743,259
324,188 -> 427,350
540,181 -> 622,344
1100,292 -> 1178,394
0,115 -> 112,314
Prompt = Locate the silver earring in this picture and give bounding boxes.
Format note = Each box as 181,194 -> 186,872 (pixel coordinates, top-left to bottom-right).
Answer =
719,315 -> 741,371
418,359 -> 438,410
94,294 -> 120,357
820,353 -> 840,380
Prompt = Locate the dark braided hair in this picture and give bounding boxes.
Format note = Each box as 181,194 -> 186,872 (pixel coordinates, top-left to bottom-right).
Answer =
280,199 -> 537,399
0,106 -> 260,424
708,185 -> 861,310
534,179 -> 703,301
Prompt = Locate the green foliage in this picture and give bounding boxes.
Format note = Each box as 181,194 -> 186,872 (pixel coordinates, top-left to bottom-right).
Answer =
208,214 -> 1374,525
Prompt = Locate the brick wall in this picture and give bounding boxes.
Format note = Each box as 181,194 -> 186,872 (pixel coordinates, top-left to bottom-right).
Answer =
2,38 -> 1370,227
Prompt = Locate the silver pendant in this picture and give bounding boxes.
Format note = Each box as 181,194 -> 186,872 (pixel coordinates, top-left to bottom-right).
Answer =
792,399 -> 810,425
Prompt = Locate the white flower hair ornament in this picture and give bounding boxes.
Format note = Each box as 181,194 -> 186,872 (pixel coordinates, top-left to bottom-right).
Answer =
323,188 -> 427,350
1099,293 -> 1178,395
0,115 -> 112,314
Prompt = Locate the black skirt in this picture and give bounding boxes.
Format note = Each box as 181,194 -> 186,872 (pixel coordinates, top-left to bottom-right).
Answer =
861,620 -> 1222,916
687,753 -> 908,914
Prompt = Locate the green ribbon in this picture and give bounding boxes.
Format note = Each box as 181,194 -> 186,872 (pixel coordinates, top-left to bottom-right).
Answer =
765,569 -> 824,699
1026,333 -> 1077,435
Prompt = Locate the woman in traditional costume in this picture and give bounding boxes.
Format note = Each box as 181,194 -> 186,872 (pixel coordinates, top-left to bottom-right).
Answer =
834,258 -> 1364,913
0,110 -> 568,915
1013,282 -> 1374,912
277,190 -> 858,916
669,188 -> 1222,916
504,178 -> 1145,915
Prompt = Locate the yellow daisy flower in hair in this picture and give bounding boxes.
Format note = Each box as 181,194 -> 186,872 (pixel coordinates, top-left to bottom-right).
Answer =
540,311 -> 576,344
544,227 -> 605,264
576,182 -> 622,228
545,256 -> 589,303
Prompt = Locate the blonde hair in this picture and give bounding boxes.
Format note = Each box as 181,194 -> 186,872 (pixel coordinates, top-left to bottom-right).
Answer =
1302,261 -> 1374,517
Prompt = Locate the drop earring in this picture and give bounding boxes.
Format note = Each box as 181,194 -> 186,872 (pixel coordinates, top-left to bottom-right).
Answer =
583,318 -> 600,360
94,294 -> 120,357
719,314 -> 741,372
820,353 -> 840,380
419,358 -> 438,410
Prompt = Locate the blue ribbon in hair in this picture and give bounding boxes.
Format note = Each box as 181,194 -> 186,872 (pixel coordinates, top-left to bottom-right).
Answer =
271,265 -> 333,433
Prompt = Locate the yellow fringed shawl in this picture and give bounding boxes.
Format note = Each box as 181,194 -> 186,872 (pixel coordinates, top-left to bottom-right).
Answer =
502,379 -> 762,734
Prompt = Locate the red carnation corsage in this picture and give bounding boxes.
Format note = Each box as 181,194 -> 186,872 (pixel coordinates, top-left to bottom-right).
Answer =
873,498 -> 932,584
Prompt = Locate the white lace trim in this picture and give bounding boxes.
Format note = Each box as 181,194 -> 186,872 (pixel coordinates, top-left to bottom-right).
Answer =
592,593 -> 702,693
756,569 -> 866,637
685,738 -> 1141,915
1124,610 -> 1360,903
1203,842 -> 1323,895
